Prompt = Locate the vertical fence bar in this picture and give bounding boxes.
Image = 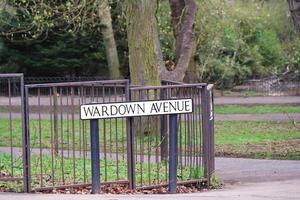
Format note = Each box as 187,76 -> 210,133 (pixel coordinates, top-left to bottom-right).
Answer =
201,85 -> 213,186
53,87 -> 59,155
126,81 -> 135,189
207,85 -> 215,176
168,113 -> 178,194
90,119 -> 100,194
160,89 -> 168,162
22,83 -> 31,193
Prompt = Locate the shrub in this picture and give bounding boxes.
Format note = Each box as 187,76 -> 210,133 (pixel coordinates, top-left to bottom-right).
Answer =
193,0 -> 296,88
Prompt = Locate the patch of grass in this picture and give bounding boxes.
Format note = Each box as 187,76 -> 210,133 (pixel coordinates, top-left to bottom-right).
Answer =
215,121 -> 300,159
0,153 -> 203,191
0,118 -> 127,149
210,173 -> 223,189
215,105 -> 300,114
214,90 -> 267,97
1,118 -> 299,163
215,121 -> 300,145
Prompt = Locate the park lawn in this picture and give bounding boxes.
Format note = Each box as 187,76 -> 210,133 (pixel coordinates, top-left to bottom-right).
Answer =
1,118 -> 300,159
215,121 -> 300,159
0,118 -> 127,149
215,105 -> 300,114
215,121 -> 300,145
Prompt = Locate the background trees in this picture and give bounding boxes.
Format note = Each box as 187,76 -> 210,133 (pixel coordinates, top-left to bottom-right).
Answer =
0,0 -> 121,78
0,0 -> 299,88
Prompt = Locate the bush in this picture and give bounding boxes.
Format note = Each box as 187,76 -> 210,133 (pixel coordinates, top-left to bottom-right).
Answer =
193,0 -> 296,88
156,0 -> 295,88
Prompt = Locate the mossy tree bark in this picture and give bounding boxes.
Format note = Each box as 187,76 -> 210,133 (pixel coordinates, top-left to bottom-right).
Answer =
99,0 -> 121,79
127,0 -> 197,84
127,0 -> 161,135
126,0 -> 161,87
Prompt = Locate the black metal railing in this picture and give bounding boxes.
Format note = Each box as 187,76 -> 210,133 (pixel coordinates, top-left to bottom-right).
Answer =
0,74 -> 215,193
0,74 -> 25,190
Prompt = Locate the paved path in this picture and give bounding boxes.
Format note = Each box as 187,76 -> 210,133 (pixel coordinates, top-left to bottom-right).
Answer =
1,112 -> 300,121
1,179 -> 300,200
1,96 -> 300,106
215,157 -> 300,184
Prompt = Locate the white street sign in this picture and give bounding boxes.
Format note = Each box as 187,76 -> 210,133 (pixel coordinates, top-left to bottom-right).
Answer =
80,99 -> 193,120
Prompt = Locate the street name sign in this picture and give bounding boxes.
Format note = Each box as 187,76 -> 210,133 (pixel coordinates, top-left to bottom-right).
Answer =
80,98 -> 193,120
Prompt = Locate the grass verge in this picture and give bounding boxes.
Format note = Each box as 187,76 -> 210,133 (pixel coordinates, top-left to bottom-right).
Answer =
215,121 -> 300,159
215,105 -> 300,114
1,119 -> 299,160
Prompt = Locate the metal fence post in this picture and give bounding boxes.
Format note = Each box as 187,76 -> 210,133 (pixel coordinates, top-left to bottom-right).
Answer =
201,84 -> 215,186
125,81 -> 135,189
207,85 -> 215,175
201,85 -> 210,186
21,83 -> 31,193
90,119 -> 100,194
168,113 -> 178,194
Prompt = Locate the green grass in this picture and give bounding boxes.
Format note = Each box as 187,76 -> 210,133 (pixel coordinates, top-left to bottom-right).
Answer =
1,117 -> 300,168
0,153 -> 203,192
215,121 -> 300,145
214,90 -> 267,97
215,105 -> 300,114
0,117 -> 203,192
1,118 -> 299,149
215,121 -> 300,159
0,118 -> 127,149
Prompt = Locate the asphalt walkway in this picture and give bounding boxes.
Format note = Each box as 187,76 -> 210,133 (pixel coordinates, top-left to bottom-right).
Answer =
1,179 -> 300,200
1,112 -> 300,121
1,96 -> 300,106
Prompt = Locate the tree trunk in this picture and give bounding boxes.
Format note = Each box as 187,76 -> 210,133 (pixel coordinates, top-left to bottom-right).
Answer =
177,0 -> 198,83
183,42 -> 198,83
160,0 -> 197,82
126,0 -> 161,87
287,0 -> 300,30
127,0 -> 161,135
99,0 -> 121,79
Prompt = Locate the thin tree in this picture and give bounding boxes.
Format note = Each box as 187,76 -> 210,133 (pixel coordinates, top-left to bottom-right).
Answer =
0,0 -> 121,79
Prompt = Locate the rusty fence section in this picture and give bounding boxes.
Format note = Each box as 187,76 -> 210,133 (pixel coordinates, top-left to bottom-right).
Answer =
0,74 -> 215,193
0,74 -> 25,190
